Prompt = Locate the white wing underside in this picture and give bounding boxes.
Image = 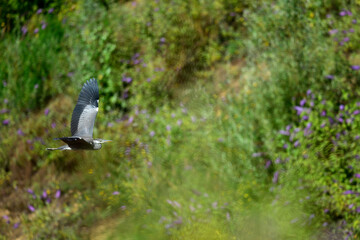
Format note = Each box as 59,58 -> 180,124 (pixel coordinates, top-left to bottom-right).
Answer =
73,105 -> 98,138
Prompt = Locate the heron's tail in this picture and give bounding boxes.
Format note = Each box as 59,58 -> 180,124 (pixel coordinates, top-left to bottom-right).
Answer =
46,145 -> 71,151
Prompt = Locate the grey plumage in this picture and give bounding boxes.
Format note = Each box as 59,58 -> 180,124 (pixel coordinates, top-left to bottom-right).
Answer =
47,78 -> 111,151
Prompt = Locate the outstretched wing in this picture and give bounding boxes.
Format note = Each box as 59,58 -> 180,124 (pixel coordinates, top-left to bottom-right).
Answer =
71,78 -> 99,137
56,137 -> 93,149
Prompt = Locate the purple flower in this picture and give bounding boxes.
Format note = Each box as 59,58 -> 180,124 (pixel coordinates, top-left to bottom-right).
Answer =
353,110 -> 360,115
160,37 -> 166,43
36,9 -> 42,14
122,76 -> 132,83
150,131 -> 155,137
349,204 -> 354,209
272,171 -> 279,183
34,84 -> 39,89
351,65 -> 360,70
265,160 -> 271,169
323,222 -> 328,227
166,125 -> 171,131
252,152 -> 262,157
121,205 -> 126,210
44,108 -> 50,116
3,215 -> 9,224
349,28 -> 354,33
339,105 -> 345,110
42,190 -> 47,198
294,140 -> 300,148
306,89 -> 312,95
300,99 -> 306,106
352,19 -> 357,24
21,26 -> 28,35
17,129 -> 25,136
329,29 -> 338,35
303,115 -> 309,121
340,11 -> 346,16
28,205 -> 35,212
343,190 -> 354,195
128,116 -> 134,124
325,75 -> 334,79
48,8 -> 54,13
41,23 -> 47,30
343,37 -> 350,42
347,11 -> 352,16
112,191 -> 120,195
51,122 -> 56,129
55,190 -> 61,198
321,110 -> 326,116
294,106 -> 305,115
13,222 -> 20,229
177,120 -> 182,126
279,130 -> 289,135
355,173 -> 360,178
283,143 -> 288,149
2,119 -> 10,125
34,28 -> 39,34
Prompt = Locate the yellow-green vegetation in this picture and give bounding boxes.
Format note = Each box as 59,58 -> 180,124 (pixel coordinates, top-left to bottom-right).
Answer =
1,0 -> 360,239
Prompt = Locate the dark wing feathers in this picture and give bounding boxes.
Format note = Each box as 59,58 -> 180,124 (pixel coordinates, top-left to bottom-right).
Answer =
71,79 -> 99,137
76,78 -> 99,106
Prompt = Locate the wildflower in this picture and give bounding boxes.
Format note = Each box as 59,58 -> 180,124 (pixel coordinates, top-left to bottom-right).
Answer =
146,209 -> 152,213
343,37 -> 350,42
352,19 -> 357,24
300,99 -> 306,106
343,190 -> 354,195
349,204 -> 354,209
34,84 -> 39,89
265,160 -> 271,169
226,212 -> 231,221
339,11 -> 346,16
283,143 -> 288,149
303,115 -> 309,121
55,190 -> 61,198
321,110 -> 326,116
351,65 -> 360,70
294,140 -> 300,148
17,129 -> 25,136
275,158 -> 281,164
329,29 -> 338,35
44,108 -> 50,116
339,105 -> 345,110
27,188 -> 34,194
42,190 -> 47,199
122,75 -> 132,83
279,130 -> 289,135
41,23 -> 47,30
3,215 -> 9,224
309,214 -> 315,219
48,8 -> 54,13
160,37 -> 166,43
306,89 -> 312,95
34,28 -> 39,34
355,173 -> 360,178
353,110 -> 360,115
121,205 -> 126,210
51,122 -> 56,129
28,205 -> 35,212
149,131 -> 155,137
112,191 -> 120,195
320,122 -> 326,128
252,152 -> 262,157
13,222 -> 19,229
166,125 -> 171,131
323,222 -> 328,227
349,28 -> 354,33
357,207 -> 360,213
21,26 -> 28,35
2,119 -> 9,125
272,171 -> 279,183
218,138 -> 224,142
36,9 -> 42,14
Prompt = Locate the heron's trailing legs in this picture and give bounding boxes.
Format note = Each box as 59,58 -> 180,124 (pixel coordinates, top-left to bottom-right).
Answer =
46,145 -> 71,151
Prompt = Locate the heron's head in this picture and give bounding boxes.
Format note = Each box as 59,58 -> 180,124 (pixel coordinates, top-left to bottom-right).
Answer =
94,139 -> 112,144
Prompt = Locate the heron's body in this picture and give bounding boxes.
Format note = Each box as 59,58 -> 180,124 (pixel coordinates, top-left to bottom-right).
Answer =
47,78 -> 111,151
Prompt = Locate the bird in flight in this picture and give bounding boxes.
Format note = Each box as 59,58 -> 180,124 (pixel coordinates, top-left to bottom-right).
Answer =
47,78 -> 111,150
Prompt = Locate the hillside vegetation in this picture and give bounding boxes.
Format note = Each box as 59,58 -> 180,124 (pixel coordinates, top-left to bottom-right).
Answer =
1,0 -> 360,239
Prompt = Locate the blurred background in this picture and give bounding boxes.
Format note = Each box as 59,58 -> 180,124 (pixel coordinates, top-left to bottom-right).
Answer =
1,0 -> 360,239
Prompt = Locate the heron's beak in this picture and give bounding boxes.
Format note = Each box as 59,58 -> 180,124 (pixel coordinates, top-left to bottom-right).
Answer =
101,140 -> 112,143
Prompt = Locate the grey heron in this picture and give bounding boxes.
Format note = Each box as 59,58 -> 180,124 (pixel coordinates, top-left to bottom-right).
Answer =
47,78 -> 111,150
